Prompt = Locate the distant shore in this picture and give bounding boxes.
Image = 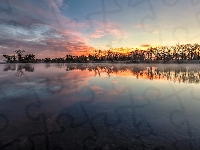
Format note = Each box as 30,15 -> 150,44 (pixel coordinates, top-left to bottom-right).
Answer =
1,60 -> 200,64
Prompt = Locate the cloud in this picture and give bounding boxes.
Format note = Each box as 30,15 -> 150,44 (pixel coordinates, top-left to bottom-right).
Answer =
91,30 -> 105,38
49,0 -> 65,11
0,0 -> 95,58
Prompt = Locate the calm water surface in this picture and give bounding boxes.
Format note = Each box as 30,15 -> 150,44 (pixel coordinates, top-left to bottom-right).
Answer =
0,63 -> 200,150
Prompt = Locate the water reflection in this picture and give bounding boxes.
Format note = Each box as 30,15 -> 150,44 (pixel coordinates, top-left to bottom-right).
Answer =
3,63 -> 34,76
0,63 -> 200,149
4,63 -> 200,84
64,64 -> 200,84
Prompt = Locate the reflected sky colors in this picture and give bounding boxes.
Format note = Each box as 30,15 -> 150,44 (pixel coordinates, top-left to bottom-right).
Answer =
0,63 -> 200,149
1,0 -> 200,60
1,63 -> 200,107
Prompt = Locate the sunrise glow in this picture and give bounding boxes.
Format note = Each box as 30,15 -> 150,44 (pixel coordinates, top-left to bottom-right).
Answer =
1,0 -> 200,60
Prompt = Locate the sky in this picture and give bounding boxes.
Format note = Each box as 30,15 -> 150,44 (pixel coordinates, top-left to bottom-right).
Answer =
0,0 -> 200,59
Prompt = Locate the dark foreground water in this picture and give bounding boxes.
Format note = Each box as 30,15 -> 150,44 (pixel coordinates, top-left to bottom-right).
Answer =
0,63 -> 200,150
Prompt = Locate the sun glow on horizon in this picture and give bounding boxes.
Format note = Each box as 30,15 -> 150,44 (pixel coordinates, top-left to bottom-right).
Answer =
1,0 -> 200,60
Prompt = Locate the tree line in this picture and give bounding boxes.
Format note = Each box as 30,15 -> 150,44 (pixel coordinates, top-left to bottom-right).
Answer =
3,49 -> 35,63
3,43 -> 200,63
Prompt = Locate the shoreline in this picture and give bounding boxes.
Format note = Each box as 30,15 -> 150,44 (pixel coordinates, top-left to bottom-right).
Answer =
1,60 -> 200,64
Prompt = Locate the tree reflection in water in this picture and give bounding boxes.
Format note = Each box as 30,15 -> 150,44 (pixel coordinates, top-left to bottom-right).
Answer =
63,64 -> 200,84
3,64 -> 34,76
1,63 -> 200,149
2,63 -> 200,84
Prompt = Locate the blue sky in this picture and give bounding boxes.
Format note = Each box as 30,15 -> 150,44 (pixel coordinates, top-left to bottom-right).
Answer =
0,0 -> 200,59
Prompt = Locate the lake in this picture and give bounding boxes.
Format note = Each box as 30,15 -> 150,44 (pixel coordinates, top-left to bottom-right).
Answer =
0,63 -> 200,150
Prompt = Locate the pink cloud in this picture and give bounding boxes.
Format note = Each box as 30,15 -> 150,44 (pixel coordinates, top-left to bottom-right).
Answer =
0,0 -> 97,58
91,30 -> 105,38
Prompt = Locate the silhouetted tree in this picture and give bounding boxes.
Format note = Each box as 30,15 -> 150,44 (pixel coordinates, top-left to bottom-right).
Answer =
15,49 -> 25,62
